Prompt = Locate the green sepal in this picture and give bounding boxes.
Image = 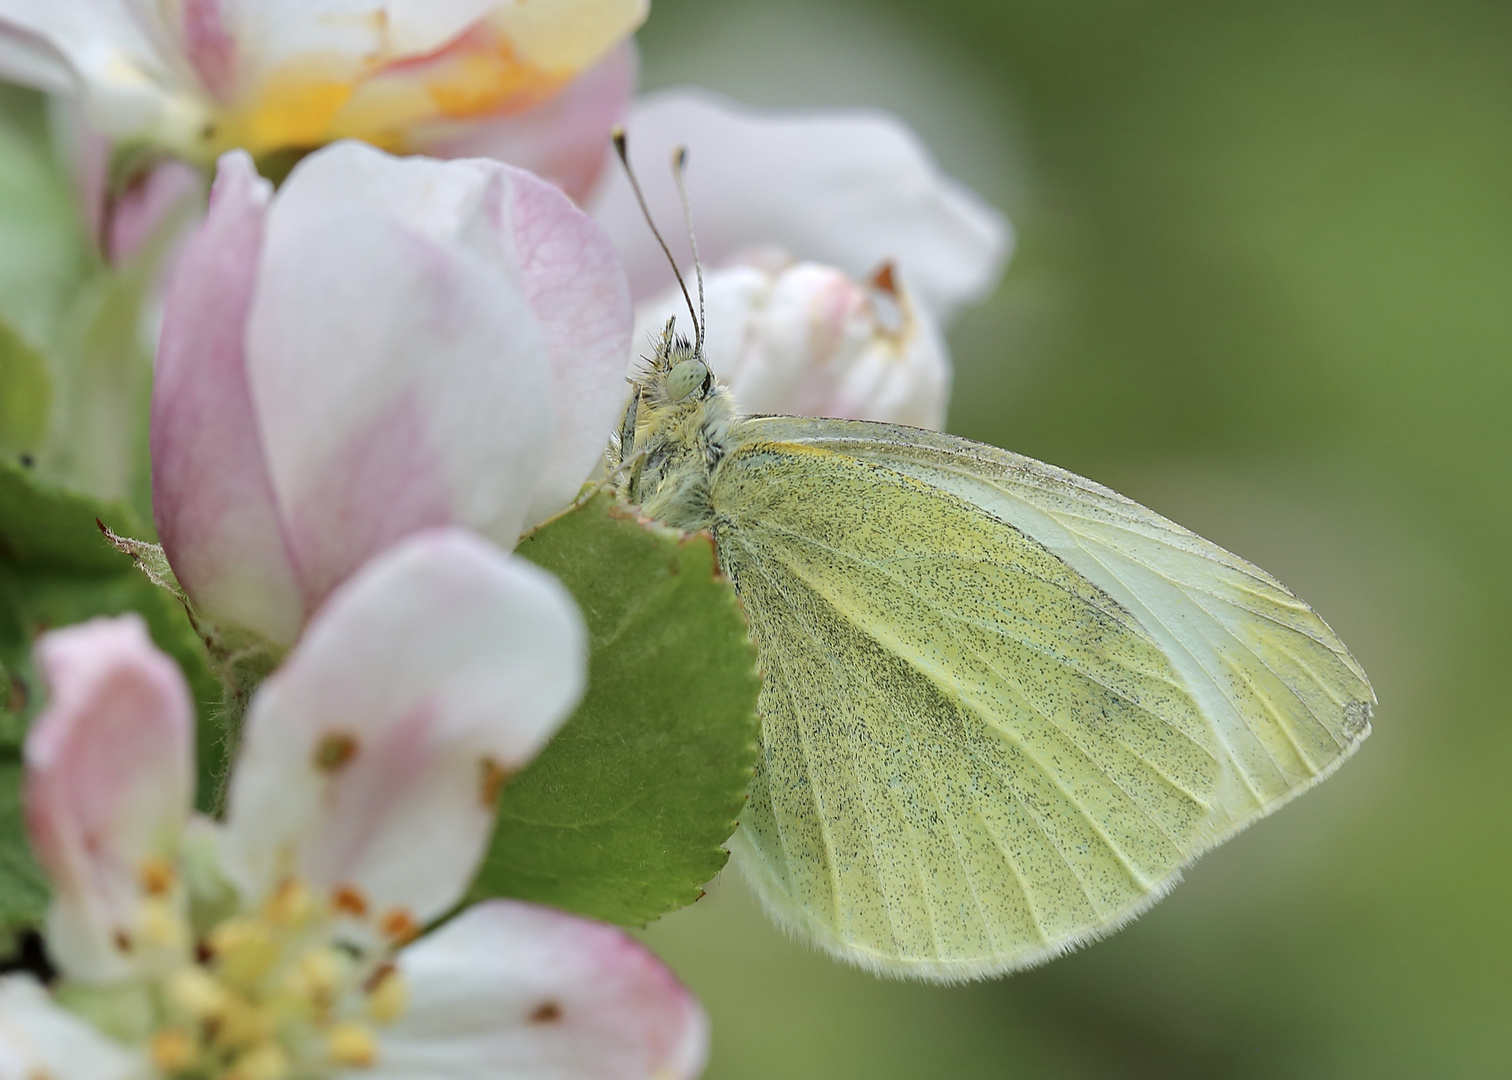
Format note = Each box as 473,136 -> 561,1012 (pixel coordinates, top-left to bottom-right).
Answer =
470,491 -> 761,926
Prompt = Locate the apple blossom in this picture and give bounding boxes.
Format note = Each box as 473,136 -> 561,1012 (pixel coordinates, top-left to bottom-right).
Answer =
0,0 -> 646,194
632,252 -> 952,429
151,141 -> 632,648
597,89 -> 1010,426
2,529 -> 708,1080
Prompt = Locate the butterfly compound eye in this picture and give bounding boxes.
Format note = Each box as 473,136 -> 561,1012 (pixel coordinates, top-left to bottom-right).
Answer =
667,358 -> 709,402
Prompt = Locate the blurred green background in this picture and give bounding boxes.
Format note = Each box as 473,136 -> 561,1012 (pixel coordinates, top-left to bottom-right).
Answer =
635,1 -> 1511,1076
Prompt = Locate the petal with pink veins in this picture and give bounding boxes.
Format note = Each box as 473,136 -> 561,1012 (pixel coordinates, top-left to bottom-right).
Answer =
595,89 -> 1011,322
368,901 -> 707,1080
222,529 -> 586,925
24,616 -> 194,983
0,976 -> 145,1080
505,143 -> 634,529
152,150 -> 306,647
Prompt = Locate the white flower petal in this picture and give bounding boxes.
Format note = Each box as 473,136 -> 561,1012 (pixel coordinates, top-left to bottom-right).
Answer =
224,529 -> 586,925
0,19 -> 75,95
248,144 -> 556,607
0,2 -> 207,145
0,977 -> 145,1080
367,901 -> 707,1080
262,141 -> 632,540
595,88 -> 1011,322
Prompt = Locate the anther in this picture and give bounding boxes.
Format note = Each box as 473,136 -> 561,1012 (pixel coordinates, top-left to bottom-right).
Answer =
479,757 -> 512,807
332,883 -> 369,918
139,857 -> 176,896
378,908 -> 419,944
314,732 -> 359,772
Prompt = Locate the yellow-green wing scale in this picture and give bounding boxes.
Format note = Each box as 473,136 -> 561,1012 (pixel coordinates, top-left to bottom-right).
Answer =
727,418 -> 1375,863
710,438 -> 1228,979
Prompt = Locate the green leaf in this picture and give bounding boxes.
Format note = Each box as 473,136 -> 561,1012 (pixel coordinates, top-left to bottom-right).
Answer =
0,456 -> 223,818
0,86 -> 177,521
472,491 -> 761,926
0,89 -> 93,351
0,456 -> 141,572
0,321 -> 51,457
0,761 -> 48,939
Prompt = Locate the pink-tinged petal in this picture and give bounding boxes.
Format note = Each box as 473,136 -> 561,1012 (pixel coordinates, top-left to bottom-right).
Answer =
152,150 -> 305,646
249,142 -> 625,586
0,977 -> 145,1080
24,616 -> 193,983
595,89 -> 1012,322
179,0 -> 237,101
415,41 -> 637,203
247,207 -> 551,606
369,901 -> 707,1080
223,529 -> 586,924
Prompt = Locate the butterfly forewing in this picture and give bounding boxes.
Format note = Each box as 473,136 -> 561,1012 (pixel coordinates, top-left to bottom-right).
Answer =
731,418 -> 1375,849
711,437 -> 1226,978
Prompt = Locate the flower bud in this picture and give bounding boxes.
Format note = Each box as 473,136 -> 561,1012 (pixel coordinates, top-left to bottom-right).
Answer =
152,144 -> 631,647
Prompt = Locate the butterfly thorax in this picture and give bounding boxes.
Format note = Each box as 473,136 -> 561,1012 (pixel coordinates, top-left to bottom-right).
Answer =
611,317 -> 735,531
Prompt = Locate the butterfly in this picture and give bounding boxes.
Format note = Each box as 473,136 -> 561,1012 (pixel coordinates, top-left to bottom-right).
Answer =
606,133 -> 1372,981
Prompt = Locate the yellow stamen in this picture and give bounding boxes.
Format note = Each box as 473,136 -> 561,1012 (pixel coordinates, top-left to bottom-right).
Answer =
148,1027 -> 196,1072
227,1040 -> 293,1080
365,966 -> 409,1026
137,897 -> 187,950
209,917 -> 279,986
263,879 -> 318,928
327,1021 -> 378,1067
284,947 -> 345,1016
166,966 -> 229,1020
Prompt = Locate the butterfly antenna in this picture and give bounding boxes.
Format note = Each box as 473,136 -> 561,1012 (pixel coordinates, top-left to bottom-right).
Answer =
612,128 -> 698,348
672,146 -> 705,355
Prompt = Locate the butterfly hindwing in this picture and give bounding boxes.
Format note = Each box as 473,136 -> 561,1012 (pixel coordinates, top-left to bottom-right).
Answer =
711,437 -> 1225,979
